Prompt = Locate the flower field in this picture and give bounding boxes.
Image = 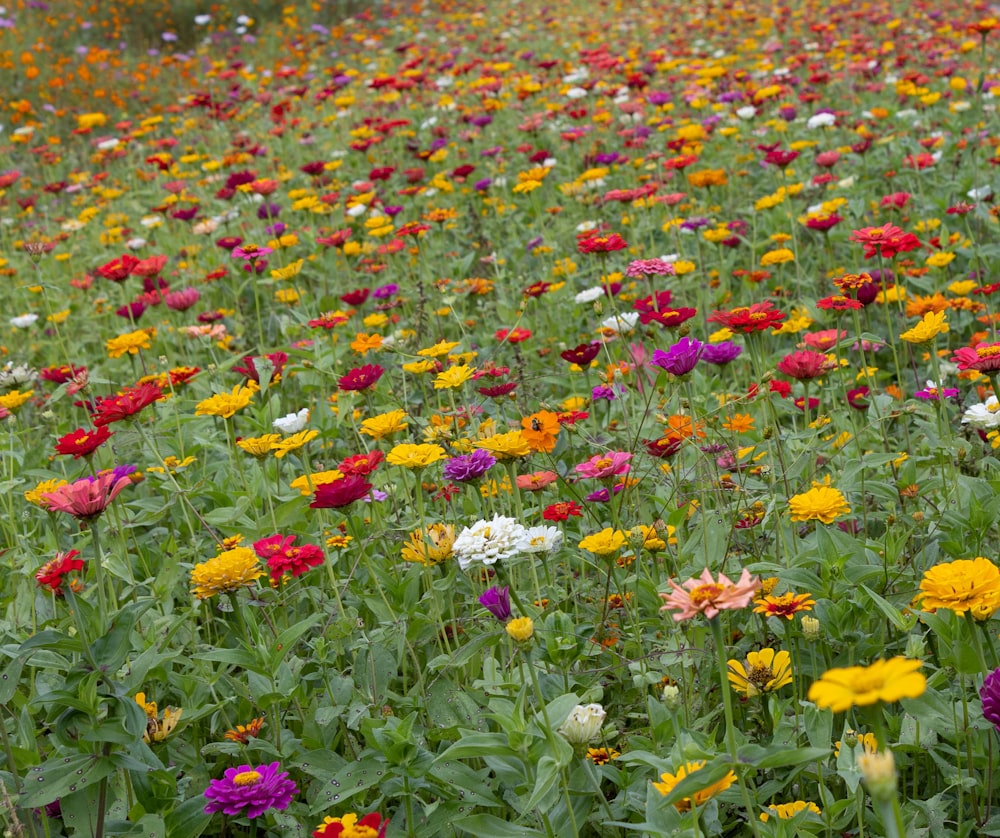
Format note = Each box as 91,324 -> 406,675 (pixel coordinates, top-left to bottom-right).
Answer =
5,0 -> 1000,834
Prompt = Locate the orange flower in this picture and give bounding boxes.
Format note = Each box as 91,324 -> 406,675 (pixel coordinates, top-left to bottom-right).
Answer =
521,410 -> 560,453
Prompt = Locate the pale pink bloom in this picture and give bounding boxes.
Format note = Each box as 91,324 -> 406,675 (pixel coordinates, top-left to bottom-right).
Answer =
40,468 -> 133,521
183,324 -> 227,339
659,568 -> 761,621
575,451 -> 632,479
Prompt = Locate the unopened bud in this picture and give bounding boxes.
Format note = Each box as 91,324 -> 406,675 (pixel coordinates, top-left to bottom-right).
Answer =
859,750 -> 897,803
662,684 -> 681,710
801,616 -> 821,641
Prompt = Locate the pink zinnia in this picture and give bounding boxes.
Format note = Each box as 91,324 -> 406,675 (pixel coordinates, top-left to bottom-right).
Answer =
40,467 -> 134,521
252,534 -> 325,583
776,349 -> 831,381
659,568 -> 761,621
953,342 -> 1000,373
575,451 -> 632,479
625,259 -> 675,278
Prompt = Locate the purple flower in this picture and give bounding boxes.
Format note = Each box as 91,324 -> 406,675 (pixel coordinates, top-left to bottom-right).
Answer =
591,384 -> 618,401
701,341 -> 743,365
443,450 -> 496,482
651,336 -> 704,376
203,762 -> 297,819
257,203 -> 281,220
373,283 -> 399,299
474,178 -> 493,191
479,586 -> 511,621
981,669 -> 1000,732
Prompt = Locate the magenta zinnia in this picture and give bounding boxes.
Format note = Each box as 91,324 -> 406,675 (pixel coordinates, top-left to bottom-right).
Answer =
203,762 -> 297,819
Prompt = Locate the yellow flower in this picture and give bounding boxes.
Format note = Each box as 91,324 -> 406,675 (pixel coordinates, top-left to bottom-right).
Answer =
578,528 -> 628,556
727,648 -> 793,697
271,430 -> 319,459
359,409 -> 408,440
759,247 -> 795,266
386,443 -> 446,469
106,329 -> 152,358
270,259 -> 304,280
289,470 -> 343,495
900,310 -> 948,344
434,364 -> 476,389
400,524 -> 455,565
925,251 -> 955,268
190,547 -> 263,599
788,485 -> 850,524
25,478 -> 68,507
807,657 -> 926,713
918,556 -> 1000,619
506,617 -> 534,642
135,693 -> 182,744
759,801 -> 822,822
630,524 -> 668,551
402,359 -> 438,374
0,390 -> 34,411
236,434 -> 281,458
474,430 -> 531,460
418,340 -> 460,357
195,384 -> 256,419
652,760 -> 737,811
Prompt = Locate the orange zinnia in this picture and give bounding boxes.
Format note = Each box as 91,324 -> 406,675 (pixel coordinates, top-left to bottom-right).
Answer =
521,410 -> 560,453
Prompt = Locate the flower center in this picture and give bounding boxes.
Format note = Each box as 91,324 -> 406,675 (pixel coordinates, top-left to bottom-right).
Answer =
233,770 -> 262,786
689,583 -> 724,607
594,457 -> 613,470
746,664 -> 774,689
979,345 -> 1000,358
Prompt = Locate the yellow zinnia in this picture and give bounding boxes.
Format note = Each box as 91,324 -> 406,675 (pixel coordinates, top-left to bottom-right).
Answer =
760,801 -> 822,822
289,469 -> 344,496
386,443 -> 446,469
727,648 -> 793,697
195,384 -> 255,419
434,364 -> 476,389
807,657 -> 926,713
190,547 -> 263,599
919,556 -> 1000,619
401,524 -> 456,565
578,528 -> 628,556
106,329 -> 152,358
506,617 -> 535,642
759,247 -> 795,266
236,434 -> 281,458
474,430 -> 531,460
0,390 -> 34,412
652,760 -> 737,811
271,430 -> 319,459
899,310 -> 948,344
788,485 -> 850,524
358,409 -> 408,439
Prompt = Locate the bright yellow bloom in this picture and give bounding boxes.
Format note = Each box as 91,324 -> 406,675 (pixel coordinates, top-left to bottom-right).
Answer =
290,470 -> 343,495
506,617 -> 535,642
190,547 -> 263,599
106,329 -> 152,358
402,359 -> 438,374
474,430 -> 531,460
788,485 -> 851,524
269,259 -> 304,280
0,390 -> 33,411
918,556 -> 1000,619
271,430 -> 319,459
386,443 -> 446,469
753,591 -> 815,619
760,801 -> 822,822
236,434 -> 281,458
728,648 -> 793,697
25,477 -> 68,507
400,524 -> 455,565
434,364 -> 476,389
417,340 -> 460,357
925,251 -> 955,268
578,528 -> 628,556
358,409 -> 408,439
900,310 -> 948,344
652,760 -> 737,811
808,657 -> 926,712
759,247 -> 795,266
195,384 -> 255,419
135,693 -> 182,744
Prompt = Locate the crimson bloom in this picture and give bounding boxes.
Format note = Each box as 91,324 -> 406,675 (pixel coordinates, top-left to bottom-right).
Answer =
96,254 -> 140,282
54,427 -> 113,459
252,534 -> 325,583
339,450 -> 385,476
338,365 -> 385,392
707,301 -> 785,333
577,233 -> 628,254
35,550 -> 84,596
90,382 -> 164,426
40,466 -> 134,521
953,342 -> 1000,373
234,352 -> 288,384
560,343 -> 602,365
310,475 -> 373,509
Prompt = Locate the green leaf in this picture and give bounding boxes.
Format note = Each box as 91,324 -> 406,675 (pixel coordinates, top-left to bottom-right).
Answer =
521,754 -> 561,813
268,614 -> 322,670
435,732 -> 518,761
752,746 -> 830,769
163,795 -> 212,838
308,757 -> 387,812
19,753 -> 115,809
451,814 -> 547,837
858,584 -> 910,631
0,653 -> 26,704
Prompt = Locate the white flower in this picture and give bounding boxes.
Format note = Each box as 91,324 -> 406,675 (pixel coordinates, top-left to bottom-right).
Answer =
574,287 -> 604,304
273,408 -> 310,434
576,220 -> 598,233
558,704 -> 606,744
452,516 -> 528,570
61,219 -> 85,232
9,314 -> 37,328
807,112 -> 836,129
962,397 -> 1000,429
736,106 -> 757,120
565,87 -> 588,99
600,311 -> 640,334
126,238 -> 147,250
968,185 -> 994,201
522,526 -> 563,554
346,203 -> 367,218
194,14 -> 211,25
96,138 -> 119,151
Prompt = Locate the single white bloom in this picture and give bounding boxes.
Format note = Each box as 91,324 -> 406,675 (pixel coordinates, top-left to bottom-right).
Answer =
574,287 -> 604,304
559,704 -> 606,744
273,408 -> 310,434
126,238 -> 148,250
9,314 -> 38,328
962,397 -> 1000,429
968,185 -> 993,201
565,87 -> 588,99
807,112 -> 836,129
346,203 -> 367,218
600,312 -> 640,334
522,526 -> 563,554
736,106 -> 757,120
194,14 -> 211,25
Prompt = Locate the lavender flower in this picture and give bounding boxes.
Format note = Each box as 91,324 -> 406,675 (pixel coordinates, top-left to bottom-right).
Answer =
479,586 -> 511,622
203,762 -> 297,819
701,341 -> 743,365
443,449 -> 497,482
651,336 -> 704,376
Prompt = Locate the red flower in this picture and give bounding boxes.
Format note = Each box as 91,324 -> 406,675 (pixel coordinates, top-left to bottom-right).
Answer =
804,214 -> 843,232
543,501 -> 583,522
40,364 -> 86,384
848,225 -> 921,259
560,343 -> 601,365
339,450 -> 385,476
477,382 -> 518,398
35,550 -> 84,596
91,382 -> 164,426
644,436 -> 683,458
763,149 -> 799,168
130,254 -> 168,277
313,813 -> 387,838
769,379 -> 792,398
847,386 -> 870,409
794,396 -> 821,411
880,192 -> 911,210
338,365 -> 385,392
556,410 -> 589,425
816,295 -> 863,312
577,233 -> 628,254
707,301 -> 785,333
310,475 -> 373,508
638,307 -> 698,328
234,352 -> 288,384
340,288 -> 370,306
97,254 -> 140,282
777,350 -> 831,380
54,427 -> 113,459
253,534 -> 325,583
317,229 -> 352,248
496,327 -> 532,343
633,290 -> 674,312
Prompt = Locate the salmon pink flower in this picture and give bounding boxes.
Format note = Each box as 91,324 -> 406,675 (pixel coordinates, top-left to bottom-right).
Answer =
659,568 -> 761,621
575,451 -> 632,479
40,466 -> 135,521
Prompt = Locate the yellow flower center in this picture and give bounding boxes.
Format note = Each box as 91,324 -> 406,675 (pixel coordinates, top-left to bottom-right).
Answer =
233,771 -> 261,786
594,457 -> 613,470
689,583 -> 724,607
979,345 -> 1000,358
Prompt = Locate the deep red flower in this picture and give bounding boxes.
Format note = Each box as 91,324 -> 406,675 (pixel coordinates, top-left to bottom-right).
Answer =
560,343 -> 601,365
847,386 -> 870,409
644,436 -> 683,458
40,365 -> 86,384
253,534 -> 325,583
769,379 -> 792,398
632,291 -> 674,313
477,382 -> 518,398
763,149 -> 799,168
310,475 -> 373,508
338,365 -> 385,392
816,295 -> 864,312
91,382 -> 164,426
35,550 -> 84,596
707,301 -> 785,333
55,427 -> 113,459
97,254 -> 140,282
556,410 -> 589,425
340,288 -> 370,306
234,352 -> 288,385
804,214 -> 843,233
338,450 -> 385,476
577,233 -> 628,254
543,501 -> 583,522
313,813 -> 387,838
794,396 -> 821,411
317,229 -> 352,248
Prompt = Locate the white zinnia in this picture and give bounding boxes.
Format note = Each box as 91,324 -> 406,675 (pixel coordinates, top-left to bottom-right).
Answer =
522,526 -> 563,554
558,704 -> 606,744
600,311 -> 640,334
962,397 -> 1000,429
806,112 -> 836,129
273,408 -> 310,433
452,516 -> 528,570
575,287 -> 604,304
9,314 -> 38,328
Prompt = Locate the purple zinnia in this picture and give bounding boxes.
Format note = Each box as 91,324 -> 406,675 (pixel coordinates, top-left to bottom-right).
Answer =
443,450 -> 497,482
203,762 -> 297,819
479,586 -> 511,622
701,341 -> 743,366
651,336 -> 704,376
981,669 -> 1000,732
591,384 -> 618,401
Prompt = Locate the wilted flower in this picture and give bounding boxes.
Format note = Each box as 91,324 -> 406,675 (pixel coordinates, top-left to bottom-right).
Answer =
559,704 -> 606,744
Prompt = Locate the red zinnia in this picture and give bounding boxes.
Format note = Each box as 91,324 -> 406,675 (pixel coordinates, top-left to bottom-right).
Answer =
638,307 -> 698,328
310,475 -> 373,508
496,327 -> 532,343
816,295 -> 863,312
543,501 -> 583,522
707,301 -> 785,333
91,382 -> 164,426
252,534 -> 325,583
35,550 -> 84,596
478,381 -> 518,398
848,225 -> 921,259
577,233 -> 628,254
55,426 -> 113,459
338,365 -> 385,392
644,436 -> 683,458
339,450 -> 385,476
234,352 -> 288,384
559,343 -> 601,365
777,350 -> 831,380
313,813 -> 387,838
97,254 -> 140,282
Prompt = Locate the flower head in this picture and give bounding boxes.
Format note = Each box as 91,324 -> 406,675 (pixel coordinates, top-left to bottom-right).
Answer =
728,648 -> 793,697
35,550 -> 84,596
777,349 -> 831,380
387,443 -> 447,469
400,524 -> 455,566
652,760 -> 737,811
578,528 -> 628,556
651,337 -> 704,376
452,516 -> 528,570
54,426 -> 113,459
253,534 -> 325,584
900,310 -> 949,345
918,557 -> 1000,620
442,449 -> 496,482
196,384 -> 255,419
41,467 -> 134,521
203,762 -> 297,819
338,364 -> 385,392
559,704 -> 606,744
310,475 -> 373,509
753,591 -> 815,619
135,692 -> 182,743
474,430 -> 532,460
788,484 -> 851,524
808,657 -> 926,712
479,586 -> 512,622
191,547 -> 263,599
359,409 -> 408,439
575,451 -> 631,479
980,669 -> 1000,733
953,342 -> 1000,373
659,568 -> 761,621
313,812 -> 387,838
759,801 -> 822,822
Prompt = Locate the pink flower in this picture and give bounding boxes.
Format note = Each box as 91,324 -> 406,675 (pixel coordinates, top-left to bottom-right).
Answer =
575,451 -> 632,479
658,568 -> 761,621
40,466 -> 134,521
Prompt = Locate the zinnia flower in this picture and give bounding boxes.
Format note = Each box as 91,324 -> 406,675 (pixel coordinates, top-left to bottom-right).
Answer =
195,384 -> 255,419
506,616 -> 535,642
203,762 -> 297,819
313,813 -> 387,838
190,546 -> 263,599
578,528 -> 627,556
474,430 -> 531,460
575,451 -> 631,479
651,337 -> 704,376
54,426 -> 113,459
558,704 -> 606,744
777,350 -> 831,380
807,658 -> 926,712
358,409 -> 408,439
900,310 -> 949,344
35,550 -> 84,596
452,516 -> 528,570
400,524 -> 455,565
659,568 -> 761,621
479,586 -> 512,621
918,557 -> 1000,620
980,668 -> 1000,732
90,382 -> 164,426
728,648 -> 793,697
753,591 -> 816,619
652,760 -> 737,811
387,443 -> 447,469
41,466 -> 134,521
953,342 -> 1000,373
252,534 -> 325,583
338,364 -> 385,392
760,801 -> 822,822
788,485 -> 851,524
310,475 -> 373,509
